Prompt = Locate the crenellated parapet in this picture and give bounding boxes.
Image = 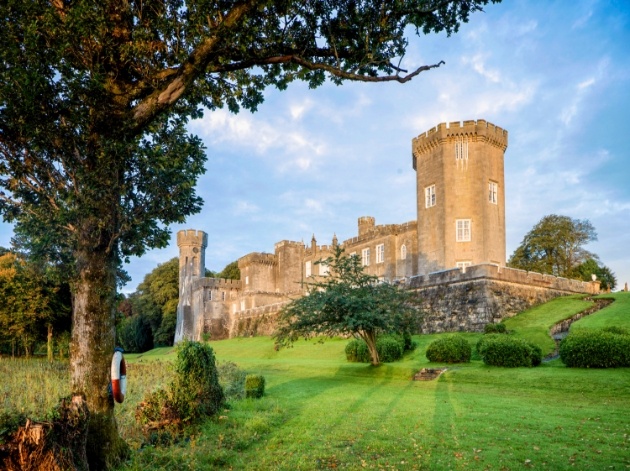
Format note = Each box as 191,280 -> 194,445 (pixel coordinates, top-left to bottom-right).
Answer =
412,119 -> 508,168
274,240 -> 305,251
177,229 -> 208,249
195,277 -> 242,289
237,252 -> 277,267
343,220 -> 416,246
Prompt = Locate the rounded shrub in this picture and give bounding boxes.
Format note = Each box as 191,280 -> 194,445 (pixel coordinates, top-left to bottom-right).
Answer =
479,336 -> 541,367
602,326 -> 629,336
245,374 -> 266,399
345,339 -> 362,362
426,335 -> 472,363
484,323 -> 507,334
376,335 -> 404,363
345,335 -> 408,363
560,330 -> 630,368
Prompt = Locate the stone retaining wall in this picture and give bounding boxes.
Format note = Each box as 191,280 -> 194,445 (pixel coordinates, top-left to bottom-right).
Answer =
408,264 -> 599,333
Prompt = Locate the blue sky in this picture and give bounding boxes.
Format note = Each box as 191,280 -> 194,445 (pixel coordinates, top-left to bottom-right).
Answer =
1,0 -> 629,292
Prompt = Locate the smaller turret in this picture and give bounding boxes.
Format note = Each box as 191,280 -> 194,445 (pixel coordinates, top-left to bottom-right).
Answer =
177,229 -> 207,279
358,216 -> 375,237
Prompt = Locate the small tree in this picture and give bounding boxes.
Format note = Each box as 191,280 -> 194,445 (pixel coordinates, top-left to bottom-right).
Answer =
570,258 -> 617,291
274,247 -> 422,366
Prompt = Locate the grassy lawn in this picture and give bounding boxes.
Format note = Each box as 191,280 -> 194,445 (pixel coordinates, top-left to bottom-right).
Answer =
572,292 -> 630,331
4,293 -> 630,470
118,294 -> 630,470
501,295 -> 594,355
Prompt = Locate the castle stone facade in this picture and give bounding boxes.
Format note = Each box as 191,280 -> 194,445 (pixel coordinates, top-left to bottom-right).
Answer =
175,120 -> 599,342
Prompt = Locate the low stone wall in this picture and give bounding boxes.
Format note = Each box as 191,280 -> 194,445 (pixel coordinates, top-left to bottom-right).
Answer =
408,264 -> 599,333
230,302 -> 288,337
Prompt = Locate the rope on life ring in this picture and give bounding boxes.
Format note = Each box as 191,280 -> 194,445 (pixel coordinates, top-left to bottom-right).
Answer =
111,350 -> 127,404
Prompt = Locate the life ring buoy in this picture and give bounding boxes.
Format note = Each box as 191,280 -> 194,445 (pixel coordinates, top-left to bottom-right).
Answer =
111,350 -> 127,404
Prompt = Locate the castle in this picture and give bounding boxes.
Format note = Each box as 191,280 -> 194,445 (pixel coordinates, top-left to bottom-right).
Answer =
175,119 -> 599,342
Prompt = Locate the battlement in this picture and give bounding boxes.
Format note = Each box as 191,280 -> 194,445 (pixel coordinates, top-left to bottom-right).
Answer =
343,220 -> 416,246
304,244 -> 334,256
238,252 -> 277,267
412,119 -> 508,158
195,277 -> 242,289
274,240 -> 305,251
177,229 -> 208,248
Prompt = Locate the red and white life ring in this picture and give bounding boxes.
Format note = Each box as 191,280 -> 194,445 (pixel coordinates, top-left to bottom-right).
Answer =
111,350 -> 127,404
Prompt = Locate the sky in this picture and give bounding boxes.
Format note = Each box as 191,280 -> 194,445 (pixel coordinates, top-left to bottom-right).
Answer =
1,0 -> 629,293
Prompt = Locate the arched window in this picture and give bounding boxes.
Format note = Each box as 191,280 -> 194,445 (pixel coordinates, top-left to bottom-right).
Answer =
400,245 -> 407,260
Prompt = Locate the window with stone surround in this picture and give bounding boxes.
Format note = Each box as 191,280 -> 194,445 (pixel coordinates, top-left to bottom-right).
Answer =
425,184 -> 436,208
305,261 -> 312,277
400,244 -> 407,260
376,244 -> 385,263
362,248 -> 370,266
456,219 -> 471,242
245,275 -> 249,285
320,262 -> 330,276
489,181 -> 498,204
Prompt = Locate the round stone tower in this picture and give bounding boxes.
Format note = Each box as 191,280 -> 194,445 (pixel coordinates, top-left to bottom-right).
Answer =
177,229 -> 207,296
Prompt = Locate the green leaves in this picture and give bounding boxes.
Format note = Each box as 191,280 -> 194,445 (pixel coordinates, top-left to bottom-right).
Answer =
508,214 -> 600,278
274,246 -> 422,365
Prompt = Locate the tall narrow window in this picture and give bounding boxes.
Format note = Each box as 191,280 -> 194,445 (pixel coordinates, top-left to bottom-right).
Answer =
320,263 -> 330,276
305,261 -> 312,277
425,184 -> 436,208
362,248 -> 370,266
400,245 -> 407,260
376,244 -> 385,263
488,181 -> 498,204
455,136 -> 469,161
456,219 -> 471,242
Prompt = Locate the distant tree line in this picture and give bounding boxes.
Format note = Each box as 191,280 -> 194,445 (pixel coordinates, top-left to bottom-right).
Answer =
116,259 -> 240,352
0,247 -> 71,357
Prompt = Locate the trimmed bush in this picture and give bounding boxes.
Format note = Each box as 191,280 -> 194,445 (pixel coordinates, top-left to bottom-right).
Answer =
245,374 -> 266,399
479,336 -> 541,367
377,336 -> 404,363
602,326 -> 629,336
345,334 -> 408,363
484,323 -> 507,334
560,330 -> 630,368
426,335 -> 472,363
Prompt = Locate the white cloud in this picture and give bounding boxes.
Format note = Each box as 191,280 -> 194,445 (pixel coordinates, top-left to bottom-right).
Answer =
234,200 -> 259,214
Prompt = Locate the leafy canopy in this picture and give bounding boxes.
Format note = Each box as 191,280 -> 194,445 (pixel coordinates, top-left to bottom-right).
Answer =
508,214 -> 599,278
274,246 -> 422,365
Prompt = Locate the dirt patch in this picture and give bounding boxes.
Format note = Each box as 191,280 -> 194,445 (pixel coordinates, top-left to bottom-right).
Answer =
413,368 -> 447,381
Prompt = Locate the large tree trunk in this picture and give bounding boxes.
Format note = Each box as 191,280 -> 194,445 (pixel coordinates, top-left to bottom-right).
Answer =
361,330 -> 380,366
71,242 -> 128,469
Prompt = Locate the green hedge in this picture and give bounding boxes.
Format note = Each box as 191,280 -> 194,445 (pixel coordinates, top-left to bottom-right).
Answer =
477,335 -> 542,367
245,374 -> 266,398
345,334 -> 410,363
425,335 -> 472,363
560,329 -> 630,368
